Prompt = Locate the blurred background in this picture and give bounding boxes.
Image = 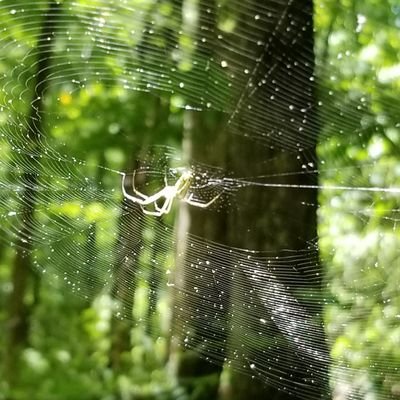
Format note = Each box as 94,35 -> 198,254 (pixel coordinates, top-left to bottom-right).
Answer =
0,0 -> 399,399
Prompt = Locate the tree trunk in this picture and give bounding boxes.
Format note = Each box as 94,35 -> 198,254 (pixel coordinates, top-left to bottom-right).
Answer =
5,1 -> 61,387
220,1 -> 329,399
170,110 -> 228,400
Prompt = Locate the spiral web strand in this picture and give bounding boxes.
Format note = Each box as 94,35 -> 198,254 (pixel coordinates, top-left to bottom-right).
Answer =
0,0 -> 399,399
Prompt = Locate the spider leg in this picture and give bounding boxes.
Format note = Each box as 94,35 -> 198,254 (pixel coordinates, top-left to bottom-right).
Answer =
131,170 -> 151,201
122,173 -> 145,204
184,191 -> 222,208
122,171 -> 180,217
123,173 -> 170,206
154,195 -> 168,213
164,197 -> 174,215
140,192 -> 171,217
122,173 -> 148,204
141,206 -> 163,217
153,196 -> 171,216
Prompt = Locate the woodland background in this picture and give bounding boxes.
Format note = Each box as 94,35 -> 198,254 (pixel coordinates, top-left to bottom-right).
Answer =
0,0 -> 400,399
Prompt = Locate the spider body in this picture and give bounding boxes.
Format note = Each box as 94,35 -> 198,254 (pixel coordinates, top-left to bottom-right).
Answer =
122,169 -> 220,216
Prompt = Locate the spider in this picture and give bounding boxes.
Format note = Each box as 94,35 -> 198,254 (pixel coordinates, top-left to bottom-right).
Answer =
121,169 -> 221,217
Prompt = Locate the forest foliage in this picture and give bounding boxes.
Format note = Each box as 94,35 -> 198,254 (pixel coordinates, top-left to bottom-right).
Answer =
0,0 -> 399,399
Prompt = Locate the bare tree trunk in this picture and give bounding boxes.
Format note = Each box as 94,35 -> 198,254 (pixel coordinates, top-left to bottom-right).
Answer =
4,0 -> 61,387
170,109 -> 229,399
220,1 -> 329,399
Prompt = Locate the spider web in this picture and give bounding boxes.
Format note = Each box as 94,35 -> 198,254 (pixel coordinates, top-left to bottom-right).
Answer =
0,0 -> 399,399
